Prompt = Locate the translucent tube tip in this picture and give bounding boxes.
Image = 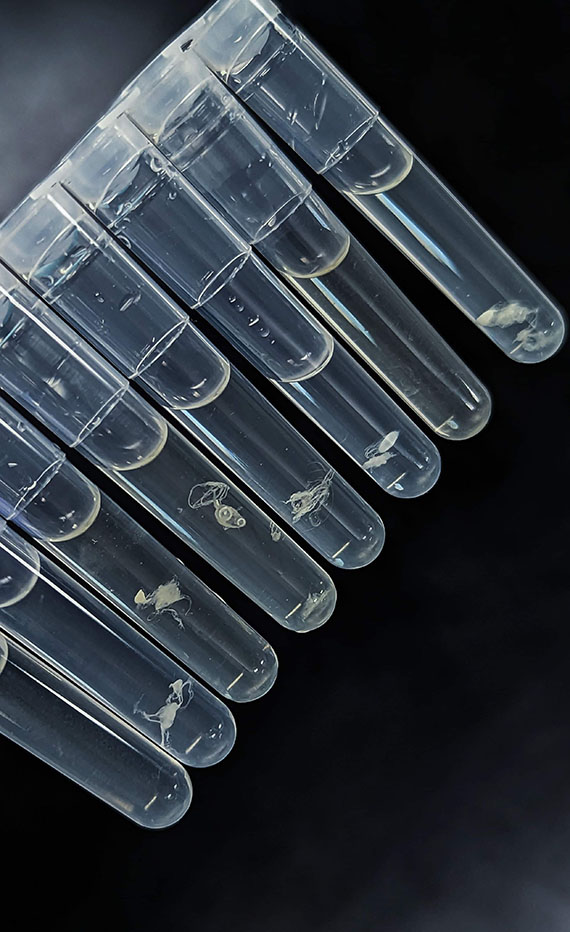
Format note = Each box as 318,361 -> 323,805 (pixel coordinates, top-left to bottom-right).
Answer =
475,300 -> 566,365
225,643 -> 279,702
283,583 -> 337,633
432,385 -> 493,442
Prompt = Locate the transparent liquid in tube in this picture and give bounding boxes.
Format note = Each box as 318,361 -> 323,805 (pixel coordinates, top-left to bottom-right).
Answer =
0,397 -> 278,702
124,51 -> 490,439
80,396 -> 337,629
33,227 -> 230,408
19,467 -> 278,701
6,189 -> 383,567
0,524 -> 236,768
338,151 -> 566,362
92,149 -> 333,382
190,0 -> 565,363
0,631 -> 192,828
0,273 -> 337,630
263,211 -> 491,439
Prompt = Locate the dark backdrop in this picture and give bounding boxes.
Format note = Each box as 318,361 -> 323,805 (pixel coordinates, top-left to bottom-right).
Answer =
1,2 -> 569,930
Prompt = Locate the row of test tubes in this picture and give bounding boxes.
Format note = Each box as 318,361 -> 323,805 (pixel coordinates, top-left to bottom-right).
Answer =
0,0 -> 564,828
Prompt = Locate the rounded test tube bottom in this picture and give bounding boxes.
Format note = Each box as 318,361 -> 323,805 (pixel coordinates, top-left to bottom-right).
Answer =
277,342 -> 442,498
280,233 -> 492,441
81,398 -> 337,630
176,368 -> 385,569
0,397 -> 279,703
0,523 -> 237,768
0,632 -> 192,828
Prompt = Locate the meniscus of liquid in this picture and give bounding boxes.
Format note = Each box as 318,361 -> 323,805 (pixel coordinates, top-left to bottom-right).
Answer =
0,395 -> 278,702
190,0 -> 565,364
0,185 -> 385,567
0,266 -> 337,628
56,116 -> 441,497
113,46 -> 491,441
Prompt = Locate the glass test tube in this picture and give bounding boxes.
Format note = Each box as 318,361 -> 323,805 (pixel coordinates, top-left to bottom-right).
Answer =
114,45 -> 491,441
0,185 -> 385,569
0,631 -> 192,827
0,520 -> 236,767
0,396 -> 277,702
0,265 -> 336,630
55,114 -> 441,497
189,0 -> 566,364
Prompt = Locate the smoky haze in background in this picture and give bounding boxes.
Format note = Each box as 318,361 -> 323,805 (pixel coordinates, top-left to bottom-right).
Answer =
0,1 -> 569,930
0,0 -> 196,220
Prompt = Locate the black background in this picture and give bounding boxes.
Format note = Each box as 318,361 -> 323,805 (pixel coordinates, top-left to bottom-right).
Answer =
1,1 -> 569,929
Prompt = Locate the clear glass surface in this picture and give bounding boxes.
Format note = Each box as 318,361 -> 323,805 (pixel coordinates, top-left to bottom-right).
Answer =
1,187 -> 384,567
278,342 -> 441,499
176,368 -> 384,566
55,117 -> 440,494
0,396 -> 278,701
0,522 -> 236,767
282,229 -> 491,439
0,270 -> 337,630
191,0 -> 565,363
112,48 -> 489,438
62,117 -> 333,382
340,153 -> 566,363
0,631 -> 192,828
83,401 -> 337,629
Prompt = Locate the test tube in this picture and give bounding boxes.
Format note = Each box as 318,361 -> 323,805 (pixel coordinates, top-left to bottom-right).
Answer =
112,46 -> 491,441
0,631 -> 192,827
189,0 -> 566,364
0,396 -> 277,702
0,185 -> 385,568
0,520 -> 236,766
0,265 -> 336,629
54,113 -> 441,497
